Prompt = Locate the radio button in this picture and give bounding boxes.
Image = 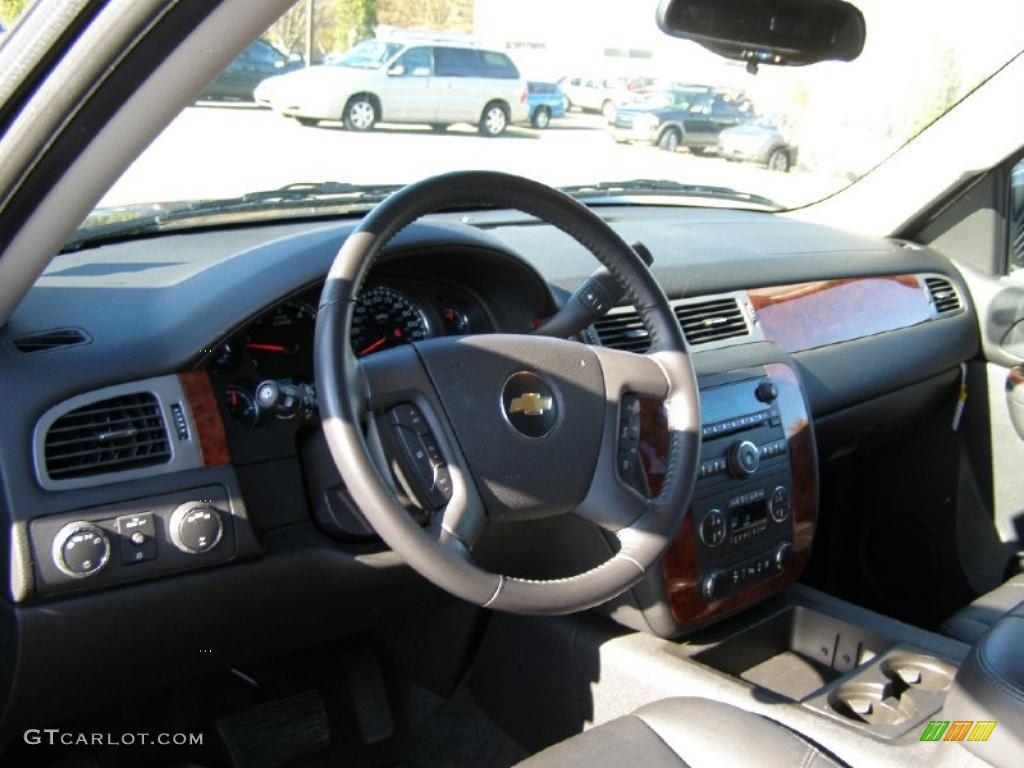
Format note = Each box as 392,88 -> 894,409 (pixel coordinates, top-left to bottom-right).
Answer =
769,485 -> 792,522
728,440 -> 760,477
699,509 -> 726,548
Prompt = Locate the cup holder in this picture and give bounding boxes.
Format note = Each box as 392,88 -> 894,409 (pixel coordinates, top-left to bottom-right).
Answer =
880,651 -> 956,693
828,681 -> 918,726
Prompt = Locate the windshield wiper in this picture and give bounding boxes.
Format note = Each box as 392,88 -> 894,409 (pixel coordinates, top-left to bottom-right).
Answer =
562,179 -> 781,210
65,182 -> 402,251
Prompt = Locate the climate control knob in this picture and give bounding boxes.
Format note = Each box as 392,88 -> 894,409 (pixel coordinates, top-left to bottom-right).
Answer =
169,503 -> 224,554
728,440 -> 760,477
53,521 -> 111,578
701,569 -> 725,603
775,542 -> 793,572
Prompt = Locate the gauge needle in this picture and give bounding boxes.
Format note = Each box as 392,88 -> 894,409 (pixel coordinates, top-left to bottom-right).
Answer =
359,337 -> 388,356
247,343 -> 288,353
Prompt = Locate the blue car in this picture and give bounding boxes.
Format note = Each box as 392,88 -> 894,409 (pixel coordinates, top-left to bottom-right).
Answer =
527,81 -> 566,129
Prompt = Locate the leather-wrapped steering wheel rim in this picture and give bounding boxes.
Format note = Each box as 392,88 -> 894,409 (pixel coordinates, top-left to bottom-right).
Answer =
315,170 -> 700,614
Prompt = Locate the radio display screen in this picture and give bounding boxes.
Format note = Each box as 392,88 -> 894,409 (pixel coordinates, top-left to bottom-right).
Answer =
730,500 -> 768,533
702,380 -> 764,425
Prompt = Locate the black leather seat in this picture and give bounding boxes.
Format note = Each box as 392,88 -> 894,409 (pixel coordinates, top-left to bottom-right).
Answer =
943,573 -> 1024,643
515,698 -> 841,768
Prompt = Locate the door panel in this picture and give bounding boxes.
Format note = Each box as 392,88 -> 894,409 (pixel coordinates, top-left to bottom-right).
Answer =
382,46 -> 435,122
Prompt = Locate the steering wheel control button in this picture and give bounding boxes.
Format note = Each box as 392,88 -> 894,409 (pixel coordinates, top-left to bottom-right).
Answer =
501,371 -> 557,439
117,512 -> 157,565
728,440 -> 760,477
169,503 -> 225,554
769,485 -> 792,522
699,509 -> 727,548
386,404 -> 453,510
53,522 -> 111,578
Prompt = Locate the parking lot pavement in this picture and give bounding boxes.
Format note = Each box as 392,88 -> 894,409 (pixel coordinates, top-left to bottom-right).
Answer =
101,103 -> 842,210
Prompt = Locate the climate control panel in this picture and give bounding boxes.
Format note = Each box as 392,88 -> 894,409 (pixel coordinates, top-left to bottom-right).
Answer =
29,483 -> 247,597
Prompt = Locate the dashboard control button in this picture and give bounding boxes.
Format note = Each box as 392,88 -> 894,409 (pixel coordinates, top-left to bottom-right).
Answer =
728,440 -> 760,477
117,512 -> 157,565
699,509 -> 727,548
701,569 -> 725,603
769,485 -> 792,522
775,542 -> 793,572
756,381 -> 779,403
169,503 -> 224,554
53,522 -> 111,578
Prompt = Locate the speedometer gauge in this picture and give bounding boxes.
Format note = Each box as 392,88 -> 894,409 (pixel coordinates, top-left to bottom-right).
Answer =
352,286 -> 429,356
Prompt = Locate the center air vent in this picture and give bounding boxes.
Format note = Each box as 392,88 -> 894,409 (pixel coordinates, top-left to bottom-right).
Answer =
44,392 -> 170,480
593,296 -> 751,352
924,276 -> 963,315
674,297 -> 749,345
13,328 -> 90,353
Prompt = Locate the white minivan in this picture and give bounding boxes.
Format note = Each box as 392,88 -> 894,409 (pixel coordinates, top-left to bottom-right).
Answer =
256,37 -> 529,136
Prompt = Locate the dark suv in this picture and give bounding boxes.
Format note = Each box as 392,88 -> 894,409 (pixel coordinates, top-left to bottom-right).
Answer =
611,85 -> 756,153
200,38 -> 300,101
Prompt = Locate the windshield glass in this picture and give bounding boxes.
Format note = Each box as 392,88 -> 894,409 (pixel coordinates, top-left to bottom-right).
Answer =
335,40 -> 403,68
60,0 -> 1024,241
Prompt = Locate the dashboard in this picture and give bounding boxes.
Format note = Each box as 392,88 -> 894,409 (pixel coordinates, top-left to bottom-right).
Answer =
0,204 -> 981,735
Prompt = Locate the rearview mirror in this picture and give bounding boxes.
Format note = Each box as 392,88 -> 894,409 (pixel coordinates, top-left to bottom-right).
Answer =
656,0 -> 866,70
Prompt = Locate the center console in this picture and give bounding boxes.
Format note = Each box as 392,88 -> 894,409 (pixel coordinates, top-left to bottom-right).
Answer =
661,361 -> 817,629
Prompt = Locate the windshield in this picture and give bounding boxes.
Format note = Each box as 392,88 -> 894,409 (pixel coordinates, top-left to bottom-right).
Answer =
334,40 -> 403,69
45,0 -> 1024,241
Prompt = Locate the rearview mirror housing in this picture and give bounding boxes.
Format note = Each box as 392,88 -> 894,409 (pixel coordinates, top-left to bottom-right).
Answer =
656,0 -> 866,69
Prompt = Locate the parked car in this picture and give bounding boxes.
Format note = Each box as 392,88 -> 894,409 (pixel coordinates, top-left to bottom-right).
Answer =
718,118 -> 798,172
257,37 -> 528,136
199,38 -> 300,101
526,81 -> 566,128
610,85 -> 756,153
560,76 -> 629,119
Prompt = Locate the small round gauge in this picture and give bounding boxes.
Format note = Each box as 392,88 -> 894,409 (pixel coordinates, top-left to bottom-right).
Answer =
209,342 -> 240,374
225,386 -> 261,426
351,286 -> 429,357
440,305 -> 470,335
242,300 -> 317,380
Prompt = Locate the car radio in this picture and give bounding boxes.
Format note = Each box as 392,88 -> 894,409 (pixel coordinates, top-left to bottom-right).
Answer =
692,373 -> 795,603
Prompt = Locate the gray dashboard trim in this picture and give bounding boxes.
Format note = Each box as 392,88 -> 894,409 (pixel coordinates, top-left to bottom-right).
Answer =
32,375 -> 203,491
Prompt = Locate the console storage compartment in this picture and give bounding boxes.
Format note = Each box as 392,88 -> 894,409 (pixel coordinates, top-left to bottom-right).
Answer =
694,605 -> 893,701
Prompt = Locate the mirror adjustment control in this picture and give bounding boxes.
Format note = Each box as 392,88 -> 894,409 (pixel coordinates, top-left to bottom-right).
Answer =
169,503 -> 224,554
52,521 -> 111,578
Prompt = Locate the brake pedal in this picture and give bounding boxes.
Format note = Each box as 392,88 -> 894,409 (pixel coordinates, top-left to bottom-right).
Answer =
216,690 -> 329,768
344,643 -> 394,745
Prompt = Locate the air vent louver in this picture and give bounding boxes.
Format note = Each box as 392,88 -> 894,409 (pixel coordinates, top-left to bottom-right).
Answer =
674,298 -> 749,345
14,328 -> 89,353
924,277 -> 962,315
44,392 -> 170,480
593,296 -> 750,351
592,311 -> 651,352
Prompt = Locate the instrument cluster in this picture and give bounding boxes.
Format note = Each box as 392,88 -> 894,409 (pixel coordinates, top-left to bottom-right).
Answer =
207,278 -> 491,427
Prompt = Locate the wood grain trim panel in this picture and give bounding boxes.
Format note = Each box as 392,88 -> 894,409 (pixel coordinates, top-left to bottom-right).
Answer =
663,363 -> 817,626
748,275 -> 931,353
178,371 -> 231,467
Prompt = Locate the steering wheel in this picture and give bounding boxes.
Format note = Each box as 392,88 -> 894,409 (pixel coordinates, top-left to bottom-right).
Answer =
315,171 -> 700,614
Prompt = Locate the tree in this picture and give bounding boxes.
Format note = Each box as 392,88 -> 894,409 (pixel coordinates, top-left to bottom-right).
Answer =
378,0 -> 473,32
0,0 -> 32,25
335,0 -> 377,51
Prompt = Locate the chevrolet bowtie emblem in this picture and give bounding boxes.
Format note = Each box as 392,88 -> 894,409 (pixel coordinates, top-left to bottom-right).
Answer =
508,392 -> 553,416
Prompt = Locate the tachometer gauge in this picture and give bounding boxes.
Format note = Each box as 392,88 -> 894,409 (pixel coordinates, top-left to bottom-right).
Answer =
351,286 -> 429,356
242,300 -> 317,380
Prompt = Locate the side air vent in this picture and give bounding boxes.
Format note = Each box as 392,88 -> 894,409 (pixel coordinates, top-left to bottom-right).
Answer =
592,295 -> 752,352
13,328 -> 90,353
924,276 -> 963,315
44,392 -> 171,480
674,297 -> 749,345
